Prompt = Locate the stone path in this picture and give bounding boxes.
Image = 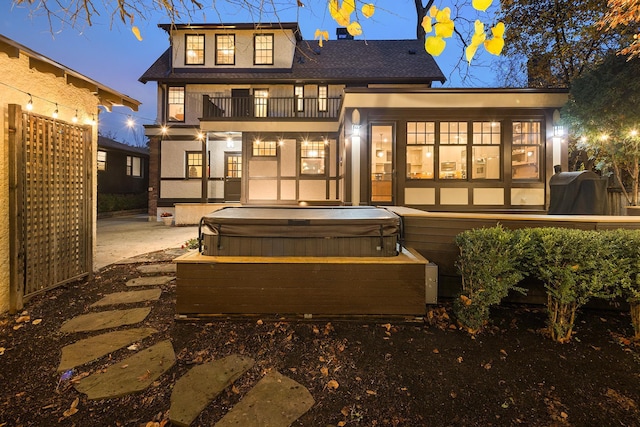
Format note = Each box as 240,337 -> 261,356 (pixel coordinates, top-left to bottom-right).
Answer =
57,260 -> 315,426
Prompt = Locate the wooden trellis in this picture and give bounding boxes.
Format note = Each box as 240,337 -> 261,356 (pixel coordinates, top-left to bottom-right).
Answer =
8,105 -> 92,312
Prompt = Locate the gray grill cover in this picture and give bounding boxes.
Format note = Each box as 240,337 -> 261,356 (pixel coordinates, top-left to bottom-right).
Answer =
548,171 -> 608,215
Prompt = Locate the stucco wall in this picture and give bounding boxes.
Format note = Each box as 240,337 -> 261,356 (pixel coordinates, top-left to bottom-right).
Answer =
0,50 -> 99,313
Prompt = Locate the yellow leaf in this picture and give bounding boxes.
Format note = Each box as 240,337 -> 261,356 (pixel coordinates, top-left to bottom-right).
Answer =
63,397 -> 79,417
347,21 -> 362,36
435,20 -> 454,38
466,44 -> 480,63
425,36 -> 446,56
341,0 -> 355,15
435,6 -> 451,23
327,379 -> 340,390
466,20 -> 486,63
491,21 -> 505,38
421,16 -> 433,34
472,0 -> 493,12
460,294 -> 472,306
314,29 -> 329,47
429,5 -> 439,17
362,3 -> 375,18
320,366 -> 329,376
484,37 -> 504,56
132,26 -> 143,41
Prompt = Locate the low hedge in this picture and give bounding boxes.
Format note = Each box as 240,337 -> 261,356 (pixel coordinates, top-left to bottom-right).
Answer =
454,226 -> 640,342
98,193 -> 148,213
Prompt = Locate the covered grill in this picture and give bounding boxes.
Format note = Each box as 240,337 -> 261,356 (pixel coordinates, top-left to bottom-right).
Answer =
548,171 -> 608,215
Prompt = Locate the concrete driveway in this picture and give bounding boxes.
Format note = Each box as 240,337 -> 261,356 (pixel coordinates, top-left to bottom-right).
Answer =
95,214 -> 199,270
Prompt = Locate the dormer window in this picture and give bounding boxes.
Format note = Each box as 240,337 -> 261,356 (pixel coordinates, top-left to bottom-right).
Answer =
185,34 -> 205,65
216,34 -> 235,65
254,34 -> 274,65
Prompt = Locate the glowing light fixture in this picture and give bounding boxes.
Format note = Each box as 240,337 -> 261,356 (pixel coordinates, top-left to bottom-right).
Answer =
376,133 -> 385,158
127,116 -> 135,128
161,125 -> 168,134
26,94 -> 33,111
72,110 -> 78,123
52,103 -> 59,119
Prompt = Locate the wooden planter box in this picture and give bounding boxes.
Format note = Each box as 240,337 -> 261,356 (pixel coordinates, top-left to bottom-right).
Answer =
174,248 -> 432,317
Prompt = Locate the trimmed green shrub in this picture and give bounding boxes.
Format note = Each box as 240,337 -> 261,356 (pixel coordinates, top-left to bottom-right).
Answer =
98,193 -> 147,213
453,226 -> 528,333
607,229 -> 640,339
529,228 -> 627,343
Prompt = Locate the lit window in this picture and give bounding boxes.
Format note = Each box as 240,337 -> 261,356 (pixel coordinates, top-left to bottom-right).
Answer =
301,140 -> 326,175
168,87 -> 185,122
126,156 -> 142,177
472,122 -> 501,179
185,34 -> 205,65
97,150 -> 107,171
294,85 -> 304,112
254,89 -> 268,118
512,121 -> 541,180
406,122 -> 435,179
439,122 -> 467,179
254,34 -> 273,65
216,34 -> 235,65
252,140 -> 277,157
318,85 -> 328,112
186,152 -> 202,178
227,155 -> 242,178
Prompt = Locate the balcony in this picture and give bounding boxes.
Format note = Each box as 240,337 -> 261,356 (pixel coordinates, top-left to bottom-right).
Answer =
202,95 -> 341,120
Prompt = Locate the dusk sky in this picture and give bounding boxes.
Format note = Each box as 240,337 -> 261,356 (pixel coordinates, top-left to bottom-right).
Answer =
1,1 -> 500,145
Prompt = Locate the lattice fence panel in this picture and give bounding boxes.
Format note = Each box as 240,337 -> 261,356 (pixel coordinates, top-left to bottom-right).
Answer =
21,113 -> 92,298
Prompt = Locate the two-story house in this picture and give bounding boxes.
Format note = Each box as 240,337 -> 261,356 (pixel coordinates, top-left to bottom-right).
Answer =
140,22 -> 569,220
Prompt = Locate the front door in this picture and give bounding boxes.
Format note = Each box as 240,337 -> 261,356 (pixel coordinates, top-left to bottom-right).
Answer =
370,124 -> 394,204
231,89 -> 251,117
224,152 -> 242,202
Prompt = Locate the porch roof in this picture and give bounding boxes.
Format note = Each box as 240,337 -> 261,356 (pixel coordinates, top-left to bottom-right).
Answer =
139,38 -> 445,85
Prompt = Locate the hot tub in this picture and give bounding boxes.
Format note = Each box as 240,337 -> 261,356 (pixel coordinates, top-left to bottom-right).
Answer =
199,206 -> 401,257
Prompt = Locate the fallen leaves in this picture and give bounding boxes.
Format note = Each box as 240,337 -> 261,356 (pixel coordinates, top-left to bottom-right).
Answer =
62,397 -> 79,417
326,379 -> 340,390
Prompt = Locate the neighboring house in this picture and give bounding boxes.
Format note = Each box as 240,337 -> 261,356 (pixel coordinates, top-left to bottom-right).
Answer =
0,34 -> 140,313
97,136 -> 149,213
139,23 -> 568,219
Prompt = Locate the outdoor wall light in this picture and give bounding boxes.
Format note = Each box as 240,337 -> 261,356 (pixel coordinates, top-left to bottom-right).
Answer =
26,94 -> 33,111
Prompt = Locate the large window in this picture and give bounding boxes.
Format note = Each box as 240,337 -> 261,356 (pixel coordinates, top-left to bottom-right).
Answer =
301,140 -> 326,175
215,34 -> 235,65
439,122 -> 467,179
185,34 -> 205,65
254,89 -> 268,118
97,150 -> 107,171
252,139 -> 277,157
254,34 -> 274,65
168,86 -> 185,122
294,85 -> 304,112
472,122 -> 501,179
318,85 -> 328,112
126,156 -> 142,177
512,121 -> 541,180
406,122 -> 435,179
186,152 -> 202,178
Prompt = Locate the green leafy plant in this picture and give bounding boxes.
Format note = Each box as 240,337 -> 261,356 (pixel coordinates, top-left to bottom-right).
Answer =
529,228 -> 627,343
453,225 -> 528,333
182,238 -> 199,250
607,229 -> 640,340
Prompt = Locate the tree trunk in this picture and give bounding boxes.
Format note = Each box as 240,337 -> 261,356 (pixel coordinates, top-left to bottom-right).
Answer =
630,300 -> 640,340
548,296 -> 577,343
414,0 -> 435,40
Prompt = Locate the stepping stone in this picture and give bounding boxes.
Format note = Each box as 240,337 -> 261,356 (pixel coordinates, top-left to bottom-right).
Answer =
170,355 -> 255,427
126,276 -> 175,287
137,264 -> 176,274
214,370 -> 315,427
58,327 -> 157,372
90,289 -> 162,307
60,307 -> 151,333
75,340 -> 176,400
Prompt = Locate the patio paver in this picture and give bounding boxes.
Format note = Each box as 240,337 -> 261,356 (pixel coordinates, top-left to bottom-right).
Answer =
59,307 -> 151,333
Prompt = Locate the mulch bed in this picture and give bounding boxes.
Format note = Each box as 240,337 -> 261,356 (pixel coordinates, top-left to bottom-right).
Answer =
1,251 -> 639,426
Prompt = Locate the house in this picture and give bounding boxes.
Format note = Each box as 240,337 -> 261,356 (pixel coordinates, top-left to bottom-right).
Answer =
0,34 -> 140,313
97,136 -> 149,214
139,23 -> 569,221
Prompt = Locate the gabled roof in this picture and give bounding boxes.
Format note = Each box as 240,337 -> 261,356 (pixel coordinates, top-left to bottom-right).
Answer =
0,33 -> 140,112
139,38 -> 445,85
98,136 -> 149,156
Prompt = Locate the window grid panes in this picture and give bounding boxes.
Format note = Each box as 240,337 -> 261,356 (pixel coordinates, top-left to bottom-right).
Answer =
252,140 -> 277,157
473,121 -> 501,144
318,85 -> 328,112
294,85 -> 304,112
187,152 -> 202,178
512,121 -> 541,180
254,89 -> 268,118
472,122 -> 501,179
254,34 -> 273,65
439,122 -> 467,179
227,156 -> 242,178
406,122 -> 435,179
97,150 -> 106,171
185,34 -> 204,65
301,140 -> 326,175
216,34 -> 235,65
126,156 -> 142,177
168,86 -> 185,122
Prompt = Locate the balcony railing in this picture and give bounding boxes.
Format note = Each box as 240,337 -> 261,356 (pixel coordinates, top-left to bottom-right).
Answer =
202,95 -> 341,120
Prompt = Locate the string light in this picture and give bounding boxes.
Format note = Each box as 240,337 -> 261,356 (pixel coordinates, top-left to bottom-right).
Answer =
26,94 -> 33,111
126,116 -> 135,128
72,110 -> 78,123
52,103 -> 59,119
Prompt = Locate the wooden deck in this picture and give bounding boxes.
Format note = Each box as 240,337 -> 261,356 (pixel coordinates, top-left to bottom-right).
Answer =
174,248 -> 432,317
